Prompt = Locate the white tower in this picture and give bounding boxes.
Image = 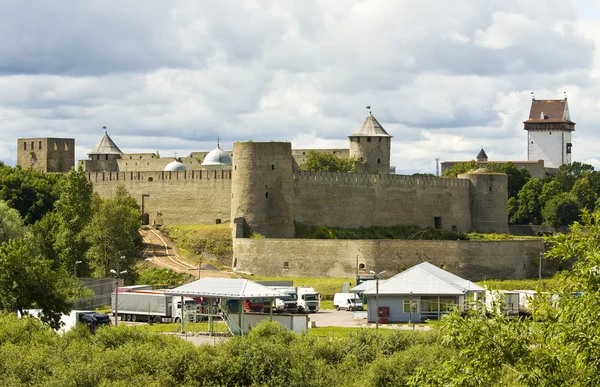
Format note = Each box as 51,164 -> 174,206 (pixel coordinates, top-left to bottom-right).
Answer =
523,96 -> 574,169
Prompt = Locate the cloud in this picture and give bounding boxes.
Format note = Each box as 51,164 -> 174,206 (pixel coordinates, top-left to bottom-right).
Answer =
0,0 -> 598,175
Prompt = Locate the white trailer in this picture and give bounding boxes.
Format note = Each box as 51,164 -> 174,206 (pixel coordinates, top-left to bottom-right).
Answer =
111,290 -> 203,323
297,287 -> 321,313
484,290 -> 520,316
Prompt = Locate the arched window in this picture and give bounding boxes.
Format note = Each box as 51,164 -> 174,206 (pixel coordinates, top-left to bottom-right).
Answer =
377,158 -> 381,164
359,263 -> 365,269
283,262 -> 289,269
271,165 -> 275,170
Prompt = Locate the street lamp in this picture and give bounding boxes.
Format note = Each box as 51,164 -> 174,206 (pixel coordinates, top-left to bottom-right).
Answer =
370,270 -> 386,333
110,255 -> 127,326
73,261 -> 82,309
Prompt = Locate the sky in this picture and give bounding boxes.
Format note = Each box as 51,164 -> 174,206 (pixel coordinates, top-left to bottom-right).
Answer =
1,0 -> 599,175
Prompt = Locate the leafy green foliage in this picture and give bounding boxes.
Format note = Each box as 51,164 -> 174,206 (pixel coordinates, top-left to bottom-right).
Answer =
300,150 -> 357,172
444,161 -> 531,199
295,223 -> 468,240
541,192 -> 580,227
442,160 -> 478,177
0,163 -> 61,224
509,178 -> 544,224
135,265 -> 192,288
0,200 -> 25,244
84,184 -> 141,279
161,224 -> 232,265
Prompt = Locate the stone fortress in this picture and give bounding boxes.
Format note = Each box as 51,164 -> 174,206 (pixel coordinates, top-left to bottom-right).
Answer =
17,98 -> 573,280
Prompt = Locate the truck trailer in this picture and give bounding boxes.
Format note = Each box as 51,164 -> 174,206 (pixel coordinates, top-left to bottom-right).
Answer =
111,289 -> 204,323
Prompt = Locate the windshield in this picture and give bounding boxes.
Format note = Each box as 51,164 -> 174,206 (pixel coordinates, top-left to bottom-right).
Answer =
184,300 -> 197,309
304,295 -> 319,301
283,294 -> 297,301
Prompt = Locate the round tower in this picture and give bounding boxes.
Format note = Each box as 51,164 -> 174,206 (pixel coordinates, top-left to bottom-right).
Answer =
458,168 -> 509,233
231,141 -> 295,238
348,112 -> 392,174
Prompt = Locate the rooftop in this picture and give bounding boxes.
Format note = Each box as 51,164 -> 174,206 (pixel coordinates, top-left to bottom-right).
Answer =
89,132 -> 123,155
349,113 -> 392,137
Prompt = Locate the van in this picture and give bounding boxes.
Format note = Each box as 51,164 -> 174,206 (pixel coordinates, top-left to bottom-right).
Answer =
333,292 -> 364,311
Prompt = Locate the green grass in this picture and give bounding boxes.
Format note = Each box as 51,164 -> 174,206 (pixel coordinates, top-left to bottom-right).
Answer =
160,224 -> 232,267
477,275 -> 563,292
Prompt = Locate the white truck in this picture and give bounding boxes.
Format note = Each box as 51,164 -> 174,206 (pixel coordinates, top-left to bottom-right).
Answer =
297,287 -> 321,313
484,290 -> 520,317
111,289 -> 204,323
270,287 -> 299,313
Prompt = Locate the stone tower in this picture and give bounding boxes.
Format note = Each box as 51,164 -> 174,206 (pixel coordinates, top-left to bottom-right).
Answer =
231,141 -> 295,238
79,131 -> 122,172
524,97 -> 574,169
17,138 -> 75,173
458,168 -> 509,233
349,112 -> 392,174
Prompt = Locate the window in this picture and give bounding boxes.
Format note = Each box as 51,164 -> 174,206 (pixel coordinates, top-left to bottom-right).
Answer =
23,142 -> 26,150
367,137 -> 371,142
403,299 -> 415,313
64,142 -> 68,151
379,138 -> 381,143
377,158 -> 381,164
271,164 -> 275,170
360,157 -> 364,162
215,219 -> 221,224
440,297 -> 456,312
451,225 -> 457,232
434,216 -> 442,229
567,143 -> 572,154
39,141 -> 42,149
265,192 -> 269,199
357,137 -> 360,143
359,263 -> 365,269
489,186 -> 492,192
283,262 -> 289,269
105,155 -> 108,160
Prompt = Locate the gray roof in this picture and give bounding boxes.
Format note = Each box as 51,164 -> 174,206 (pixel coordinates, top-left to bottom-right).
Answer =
476,148 -> 488,160
89,132 -> 123,155
202,145 -> 232,166
349,113 -> 391,137
363,262 -> 484,296
164,278 -> 287,299
164,159 -> 187,171
350,279 -> 387,293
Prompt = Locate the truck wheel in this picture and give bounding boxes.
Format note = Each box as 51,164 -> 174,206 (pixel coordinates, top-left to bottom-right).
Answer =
153,316 -> 162,324
174,317 -> 181,324
119,314 -> 124,321
126,314 -> 131,322
335,306 -> 340,311
131,315 -> 136,322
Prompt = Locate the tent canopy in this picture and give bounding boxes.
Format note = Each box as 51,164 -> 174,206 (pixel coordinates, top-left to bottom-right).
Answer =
164,278 -> 287,300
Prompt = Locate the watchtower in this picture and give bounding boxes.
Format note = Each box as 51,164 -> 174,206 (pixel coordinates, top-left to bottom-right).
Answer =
231,141 -> 295,238
348,112 -> 392,174
79,131 -> 122,172
17,138 -> 75,173
458,168 -> 509,233
524,96 -> 574,169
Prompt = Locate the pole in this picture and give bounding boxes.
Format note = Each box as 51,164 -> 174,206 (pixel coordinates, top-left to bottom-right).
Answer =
539,252 -> 543,283
114,277 -> 119,326
375,276 -> 379,334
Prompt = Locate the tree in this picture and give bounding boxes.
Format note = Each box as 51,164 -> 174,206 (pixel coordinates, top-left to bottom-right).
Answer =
500,162 -> 531,199
54,167 -> 93,274
571,176 -> 597,212
442,161 -> 478,178
509,178 -> 544,225
553,162 -> 595,192
0,238 -> 71,329
0,200 -> 25,244
84,185 -> 141,279
542,192 -> 581,227
300,151 -> 357,172
409,210 -> 600,386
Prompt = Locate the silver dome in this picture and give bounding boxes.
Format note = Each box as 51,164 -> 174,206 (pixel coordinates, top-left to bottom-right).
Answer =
202,145 -> 232,166
164,159 -> 187,171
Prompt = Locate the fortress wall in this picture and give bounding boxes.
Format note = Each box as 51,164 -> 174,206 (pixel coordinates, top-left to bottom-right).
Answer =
233,238 -> 545,281
293,171 -> 473,232
117,157 -> 204,172
88,170 -> 232,225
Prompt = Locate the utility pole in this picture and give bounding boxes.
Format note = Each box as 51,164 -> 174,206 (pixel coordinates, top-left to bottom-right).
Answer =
370,270 -> 386,333
73,261 -> 82,309
110,256 -> 127,326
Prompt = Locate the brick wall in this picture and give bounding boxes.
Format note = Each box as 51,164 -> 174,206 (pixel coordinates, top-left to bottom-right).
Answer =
233,238 -> 545,281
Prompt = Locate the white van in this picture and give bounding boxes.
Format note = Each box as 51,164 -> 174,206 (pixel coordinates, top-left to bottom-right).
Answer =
333,293 -> 364,311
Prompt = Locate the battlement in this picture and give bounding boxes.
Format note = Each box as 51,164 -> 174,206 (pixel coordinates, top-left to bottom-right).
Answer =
86,169 -> 232,183
293,170 -> 470,187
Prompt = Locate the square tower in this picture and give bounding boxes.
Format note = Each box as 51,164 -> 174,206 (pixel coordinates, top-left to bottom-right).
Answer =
523,98 -> 574,169
17,138 -> 75,173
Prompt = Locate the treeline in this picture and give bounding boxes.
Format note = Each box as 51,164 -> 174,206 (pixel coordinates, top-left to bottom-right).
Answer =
0,163 -> 141,327
0,313 -> 449,386
444,161 -> 600,227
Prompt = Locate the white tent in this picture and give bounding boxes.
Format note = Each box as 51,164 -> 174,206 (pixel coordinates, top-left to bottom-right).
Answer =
165,278 -> 286,299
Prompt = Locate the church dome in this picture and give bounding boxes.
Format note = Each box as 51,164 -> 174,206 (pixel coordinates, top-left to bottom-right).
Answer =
164,159 -> 187,171
202,145 -> 232,166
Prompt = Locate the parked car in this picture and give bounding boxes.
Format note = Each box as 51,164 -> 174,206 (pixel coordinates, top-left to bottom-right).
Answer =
333,292 -> 364,311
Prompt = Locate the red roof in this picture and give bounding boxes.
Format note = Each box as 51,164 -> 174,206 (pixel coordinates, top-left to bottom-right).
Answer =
523,99 -> 573,124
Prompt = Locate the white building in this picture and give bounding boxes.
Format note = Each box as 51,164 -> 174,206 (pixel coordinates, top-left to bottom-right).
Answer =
524,97 -> 574,169
361,262 -> 484,323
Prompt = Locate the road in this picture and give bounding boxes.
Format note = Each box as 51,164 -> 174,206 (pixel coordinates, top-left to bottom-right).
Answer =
139,228 -> 231,278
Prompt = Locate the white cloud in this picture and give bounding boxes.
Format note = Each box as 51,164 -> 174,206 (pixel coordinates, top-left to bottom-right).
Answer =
0,0 -> 598,175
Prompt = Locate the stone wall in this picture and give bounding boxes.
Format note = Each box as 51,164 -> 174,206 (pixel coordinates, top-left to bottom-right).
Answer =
17,138 -> 74,173
233,238 -> 545,281
88,170 -> 232,225
293,171 -> 473,232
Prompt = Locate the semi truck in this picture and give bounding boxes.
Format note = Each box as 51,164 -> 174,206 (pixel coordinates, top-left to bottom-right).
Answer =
270,287 -> 299,313
297,287 -> 321,313
111,289 -> 205,323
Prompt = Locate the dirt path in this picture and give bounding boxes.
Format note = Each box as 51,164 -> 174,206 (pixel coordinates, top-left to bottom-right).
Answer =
140,228 -> 231,279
